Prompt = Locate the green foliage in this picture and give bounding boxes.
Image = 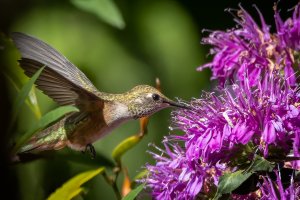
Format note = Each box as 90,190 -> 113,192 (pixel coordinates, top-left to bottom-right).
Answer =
71,0 -> 125,29
122,183 -> 145,200
112,135 -> 142,164
131,169 -> 148,188
213,170 -> 253,199
8,67 -> 44,132
5,73 -> 42,119
246,155 -> 275,173
132,169 -> 148,181
12,105 -> 79,154
213,155 -> 276,199
47,167 -> 105,200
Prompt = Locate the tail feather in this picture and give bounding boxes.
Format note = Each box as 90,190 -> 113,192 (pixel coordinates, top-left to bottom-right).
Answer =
18,118 -> 68,153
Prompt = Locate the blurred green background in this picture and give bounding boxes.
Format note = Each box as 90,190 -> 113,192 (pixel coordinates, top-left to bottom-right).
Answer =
0,0 -> 295,199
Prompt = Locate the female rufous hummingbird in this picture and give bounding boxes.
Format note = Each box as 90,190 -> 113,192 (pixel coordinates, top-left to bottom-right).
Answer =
12,32 -> 188,157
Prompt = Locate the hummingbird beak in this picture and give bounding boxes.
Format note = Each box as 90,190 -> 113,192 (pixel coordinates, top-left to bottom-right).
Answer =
163,99 -> 191,109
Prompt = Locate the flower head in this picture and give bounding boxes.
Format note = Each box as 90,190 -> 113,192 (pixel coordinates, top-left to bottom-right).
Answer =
143,3 -> 300,199
144,142 -> 212,200
275,4 -> 300,51
173,73 -> 300,165
144,72 -> 300,199
199,4 -> 300,86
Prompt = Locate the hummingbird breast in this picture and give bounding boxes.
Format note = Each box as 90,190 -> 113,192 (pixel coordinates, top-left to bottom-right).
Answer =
66,101 -> 132,151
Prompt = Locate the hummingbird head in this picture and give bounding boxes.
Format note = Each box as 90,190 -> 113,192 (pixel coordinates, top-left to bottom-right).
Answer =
124,85 -> 188,119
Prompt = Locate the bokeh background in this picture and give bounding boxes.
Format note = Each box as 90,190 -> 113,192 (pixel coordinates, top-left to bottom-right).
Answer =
0,0 -> 297,199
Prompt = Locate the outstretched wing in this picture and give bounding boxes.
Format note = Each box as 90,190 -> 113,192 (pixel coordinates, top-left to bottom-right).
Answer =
12,32 -> 102,109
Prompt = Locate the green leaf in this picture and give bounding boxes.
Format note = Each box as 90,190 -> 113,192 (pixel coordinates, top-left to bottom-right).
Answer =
47,167 -> 105,200
8,67 -> 44,132
246,155 -> 275,173
122,183 -> 145,200
131,169 -> 148,188
25,86 -> 42,119
214,170 -> 252,199
112,135 -> 142,163
5,73 -> 42,119
12,105 -> 79,154
71,0 -> 125,29
132,169 -> 148,181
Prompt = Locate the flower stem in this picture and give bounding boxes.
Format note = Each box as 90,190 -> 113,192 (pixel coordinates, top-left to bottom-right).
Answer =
102,171 -> 121,200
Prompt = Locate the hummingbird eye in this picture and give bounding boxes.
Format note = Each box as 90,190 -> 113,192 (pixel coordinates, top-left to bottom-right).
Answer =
152,93 -> 160,101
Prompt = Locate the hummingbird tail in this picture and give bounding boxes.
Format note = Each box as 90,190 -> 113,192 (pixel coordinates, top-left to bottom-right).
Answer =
18,119 -> 68,154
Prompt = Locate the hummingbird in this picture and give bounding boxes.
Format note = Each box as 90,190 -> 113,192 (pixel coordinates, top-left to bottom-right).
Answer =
12,32 -> 187,157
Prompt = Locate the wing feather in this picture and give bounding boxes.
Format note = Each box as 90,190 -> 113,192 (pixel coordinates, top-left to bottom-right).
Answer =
12,32 -> 102,109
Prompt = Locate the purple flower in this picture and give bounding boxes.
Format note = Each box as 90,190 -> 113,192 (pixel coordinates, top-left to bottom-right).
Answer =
144,72 -> 300,199
173,73 -> 300,164
199,4 -> 300,86
260,170 -> 300,200
275,4 -> 300,51
143,4 -> 300,199
144,142 -> 214,200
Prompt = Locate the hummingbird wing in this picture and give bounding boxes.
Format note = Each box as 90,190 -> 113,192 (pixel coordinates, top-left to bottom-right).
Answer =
11,32 -> 103,109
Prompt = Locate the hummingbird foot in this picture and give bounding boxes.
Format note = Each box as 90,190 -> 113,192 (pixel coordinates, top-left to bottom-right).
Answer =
83,144 -> 96,159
